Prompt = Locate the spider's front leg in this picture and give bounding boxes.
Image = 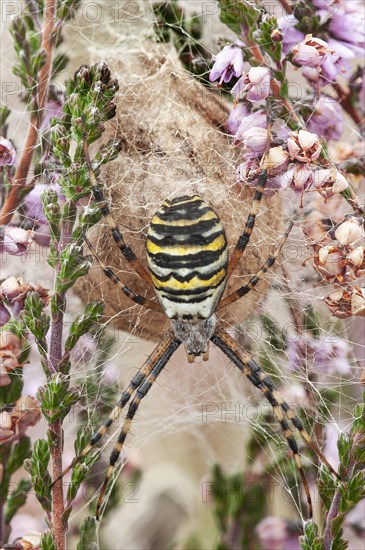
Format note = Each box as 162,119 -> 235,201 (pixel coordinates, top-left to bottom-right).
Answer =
227,169 -> 267,279
220,221 -> 293,309
52,332 -> 178,487
95,335 -> 181,519
82,115 -> 153,288
211,325 -> 340,518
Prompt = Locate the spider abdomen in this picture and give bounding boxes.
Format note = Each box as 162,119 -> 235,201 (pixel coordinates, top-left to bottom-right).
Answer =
146,195 -> 228,320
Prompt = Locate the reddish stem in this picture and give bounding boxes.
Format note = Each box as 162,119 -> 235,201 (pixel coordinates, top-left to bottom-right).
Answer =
0,0 -> 57,225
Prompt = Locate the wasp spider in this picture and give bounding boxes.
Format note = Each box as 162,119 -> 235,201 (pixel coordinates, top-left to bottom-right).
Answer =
55,129 -> 339,521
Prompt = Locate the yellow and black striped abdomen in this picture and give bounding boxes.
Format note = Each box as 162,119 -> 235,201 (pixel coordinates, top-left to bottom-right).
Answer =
146,195 -> 228,320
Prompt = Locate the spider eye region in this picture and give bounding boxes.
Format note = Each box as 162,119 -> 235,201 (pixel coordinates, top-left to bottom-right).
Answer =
146,195 -> 228,320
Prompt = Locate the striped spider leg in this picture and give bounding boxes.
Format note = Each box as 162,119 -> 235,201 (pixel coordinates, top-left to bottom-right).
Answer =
211,325 -> 341,519
82,115 -> 153,288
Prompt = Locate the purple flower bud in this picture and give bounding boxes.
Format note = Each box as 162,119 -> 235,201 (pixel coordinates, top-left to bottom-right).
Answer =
23,183 -> 64,225
277,15 -> 305,55
227,103 -> 249,135
71,333 -> 98,365
209,43 -> 244,86
329,8 -> 365,54
235,110 -> 267,142
232,67 -> 271,102
307,96 -> 344,140
241,127 -> 268,155
1,226 -> 32,256
255,517 -> 294,550
0,137 -> 16,167
0,303 -> 11,327
40,100 -> 64,132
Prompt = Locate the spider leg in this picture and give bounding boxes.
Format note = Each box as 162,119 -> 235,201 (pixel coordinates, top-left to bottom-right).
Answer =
227,169 -> 267,279
85,235 -> 162,312
219,222 -> 293,309
95,336 -> 181,519
211,326 -> 338,517
82,116 -> 153,287
213,328 -> 340,481
51,332 -> 177,487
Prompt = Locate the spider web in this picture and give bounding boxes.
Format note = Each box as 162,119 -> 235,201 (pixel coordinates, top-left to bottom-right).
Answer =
1,1 -> 364,548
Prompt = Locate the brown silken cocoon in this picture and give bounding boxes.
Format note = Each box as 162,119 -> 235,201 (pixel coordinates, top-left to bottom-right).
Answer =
76,46 -> 282,340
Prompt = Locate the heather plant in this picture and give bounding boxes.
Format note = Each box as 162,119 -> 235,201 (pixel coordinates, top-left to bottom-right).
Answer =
0,1 -> 364,549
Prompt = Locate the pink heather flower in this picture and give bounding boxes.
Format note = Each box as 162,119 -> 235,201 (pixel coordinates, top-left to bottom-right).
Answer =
255,517 -> 300,550
0,276 -> 49,314
238,160 -> 284,191
209,43 -> 244,86
102,361 -> 120,385
314,244 -> 344,278
0,137 -> 16,166
287,334 -> 351,375
237,159 -> 260,184
321,39 -> 355,81
263,146 -> 289,176
281,163 -> 313,191
324,286 -> 365,319
287,130 -> 321,163
323,423 -> 341,469
1,226 -> 32,256
307,96 -> 344,140
335,217 -> 364,246
24,183 -> 64,225
0,303 -> 11,327
312,168 -> 349,199
277,15 -> 305,55
10,514 -> 44,546
293,35 -> 332,68
227,103 -> 249,135
40,99 -> 64,132
241,127 -> 268,156
234,110 -> 267,142
232,67 -> 271,102
329,7 -> 365,55
24,183 -> 64,246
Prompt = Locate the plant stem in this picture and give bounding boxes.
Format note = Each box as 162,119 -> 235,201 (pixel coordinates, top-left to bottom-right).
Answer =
0,0 -> 57,226
48,206 -> 75,550
49,293 -> 66,550
277,0 -> 293,15
333,82 -> 365,129
323,433 -> 361,550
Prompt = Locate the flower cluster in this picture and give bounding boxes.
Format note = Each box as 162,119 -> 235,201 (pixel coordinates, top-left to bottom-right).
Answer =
287,333 -> 352,375
209,0 -> 363,321
0,137 -> 16,166
0,330 -> 24,385
310,216 -> 365,318
279,0 -> 364,84
0,396 -> 41,445
0,226 -> 33,257
0,276 -> 49,326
